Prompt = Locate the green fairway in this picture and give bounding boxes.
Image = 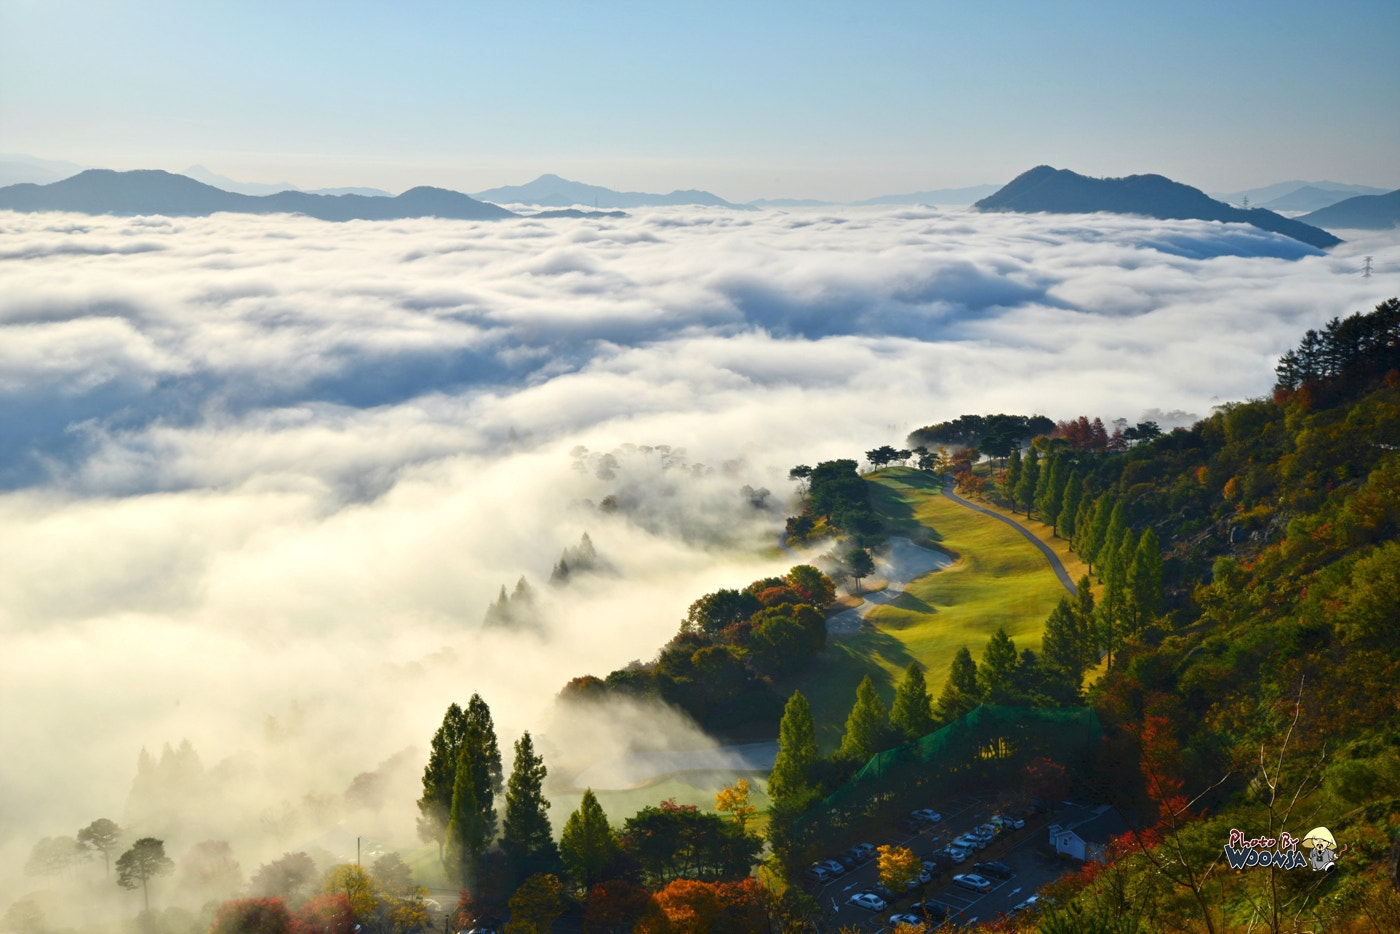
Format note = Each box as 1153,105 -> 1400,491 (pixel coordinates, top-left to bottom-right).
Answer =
782,466 -> 1067,749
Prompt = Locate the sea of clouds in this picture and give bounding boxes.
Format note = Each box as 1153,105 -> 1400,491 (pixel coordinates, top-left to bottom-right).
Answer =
0,203 -> 1394,904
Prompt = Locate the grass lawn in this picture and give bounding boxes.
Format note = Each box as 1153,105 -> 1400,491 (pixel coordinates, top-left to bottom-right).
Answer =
781,466 -> 1069,749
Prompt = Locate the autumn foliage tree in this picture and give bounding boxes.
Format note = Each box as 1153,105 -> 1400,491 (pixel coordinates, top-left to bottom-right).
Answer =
209,898 -> 294,934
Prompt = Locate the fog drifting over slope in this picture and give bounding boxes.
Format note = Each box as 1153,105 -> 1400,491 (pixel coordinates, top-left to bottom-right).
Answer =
0,204 -> 1393,902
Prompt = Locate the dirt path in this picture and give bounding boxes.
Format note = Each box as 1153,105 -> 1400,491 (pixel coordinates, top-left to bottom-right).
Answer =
941,480 -> 1077,596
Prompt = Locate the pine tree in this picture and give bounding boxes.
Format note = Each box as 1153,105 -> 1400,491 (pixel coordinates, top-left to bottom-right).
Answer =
418,703 -> 469,852
768,692 -> 818,807
559,789 -> 616,891
1032,451 -> 1055,520
1041,596 -> 1084,690
977,629 -> 1021,703
888,662 -> 935,742
1079,494 -> 1115,572
934,647 -> 981,723
1013,449 -> 1040,516
837,675 -> 888,763
1072,575 -> 1097,671
1002,447 -> 1022,509
502,731 -> 560,886
1037,454 -> 1068,535
1096,531 -> 1134,668
1127,528 -> 1164,632
1060,471 -> 1083,540
465,694 -> 504,797
446,697 -> 502,889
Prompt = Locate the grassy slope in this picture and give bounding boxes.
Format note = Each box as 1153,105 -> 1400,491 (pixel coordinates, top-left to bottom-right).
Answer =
784,466 -> 1067,749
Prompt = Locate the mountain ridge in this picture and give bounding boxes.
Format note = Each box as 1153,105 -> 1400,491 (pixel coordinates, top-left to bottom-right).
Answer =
976,165 -> 1342,249
1299,188 -> 1400,230
472,173 -> 742,209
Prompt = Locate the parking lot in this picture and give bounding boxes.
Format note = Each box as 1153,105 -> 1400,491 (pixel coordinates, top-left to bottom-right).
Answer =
806,794 -> 1065,930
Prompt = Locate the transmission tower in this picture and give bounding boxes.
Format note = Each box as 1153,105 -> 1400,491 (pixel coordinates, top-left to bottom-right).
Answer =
1363,256 -> 1373,278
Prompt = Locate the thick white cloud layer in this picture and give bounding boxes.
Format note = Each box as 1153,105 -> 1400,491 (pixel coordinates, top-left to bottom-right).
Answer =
0,205 -> 1395,904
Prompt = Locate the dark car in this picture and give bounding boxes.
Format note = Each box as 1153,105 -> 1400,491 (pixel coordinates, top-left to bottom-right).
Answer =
922,850 -> 955,870
973,860 -> 1013,879
834,851 -> 858,871
907,900 -> 948,921
871,883 -> 898,903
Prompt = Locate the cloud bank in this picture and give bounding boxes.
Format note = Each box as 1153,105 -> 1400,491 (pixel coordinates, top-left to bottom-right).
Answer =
0,204 -> 1394,908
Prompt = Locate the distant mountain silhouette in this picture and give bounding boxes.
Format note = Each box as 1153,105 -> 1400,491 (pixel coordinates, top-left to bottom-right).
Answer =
1210,180 -> 1387,208
183,165 -> 392,198
1259,185 -> 1382,214
854,184 -> 1000,206
1300,189 -> 1400,230
746,197 -> 837,208
0,153 -> 87,187
0,169 -> 515,221
977,166 -> 1341,249
473,173 -> 740,209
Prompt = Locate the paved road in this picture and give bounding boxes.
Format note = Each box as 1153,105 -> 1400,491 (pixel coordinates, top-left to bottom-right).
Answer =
941,482 -> 1077,597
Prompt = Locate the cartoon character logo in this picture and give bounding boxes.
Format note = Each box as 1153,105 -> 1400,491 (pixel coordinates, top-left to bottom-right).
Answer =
1300,826 -> 1340,872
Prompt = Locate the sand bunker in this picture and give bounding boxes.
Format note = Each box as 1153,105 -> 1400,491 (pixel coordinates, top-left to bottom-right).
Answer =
827,537 -> 952,635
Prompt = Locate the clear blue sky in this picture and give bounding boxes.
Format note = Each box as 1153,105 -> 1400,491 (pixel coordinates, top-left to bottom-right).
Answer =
3,0 -> 1397,200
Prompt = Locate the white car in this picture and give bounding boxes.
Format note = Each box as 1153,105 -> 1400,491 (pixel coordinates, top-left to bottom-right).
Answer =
943,844 -> 970,862
910,808 -> 943,823
953,832 -> 984,850
887,913 -> 930,930
971,822 -> 998,841
819,859 -> 846,876
850,842 -> 877,861
953,872 -> 994,893
847,891 -> 887,912
993,812 -> 1026,829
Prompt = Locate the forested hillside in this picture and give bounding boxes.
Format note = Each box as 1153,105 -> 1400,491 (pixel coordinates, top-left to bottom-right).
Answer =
976,298 -> 1400,932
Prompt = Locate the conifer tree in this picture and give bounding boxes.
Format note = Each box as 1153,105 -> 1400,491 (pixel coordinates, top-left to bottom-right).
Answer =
837,675 -> 888,763
934,647 -> 981,723
1072,575 -> 1097,670
418,703 -> 469,853
1127,528 -> 1164,631
1060,471 -> 1083,540
1096,531 -> 1134,668
1002,447 -> 1022,509
1013,448 -> 1040,516
1041,596 -> 1085,691
768,692 -> 819,807
502,731 -> 559,886
888,662 -> 935,742
445,695 -> 502,889
465,694 -> 505,797
559,789 -> 616,891
1037,454 -> 1068,535
1079,494 -> 1115,571
977,628 -> 1021,703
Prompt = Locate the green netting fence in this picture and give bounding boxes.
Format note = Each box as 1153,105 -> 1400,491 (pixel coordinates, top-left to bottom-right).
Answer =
791,705 -> 1100,857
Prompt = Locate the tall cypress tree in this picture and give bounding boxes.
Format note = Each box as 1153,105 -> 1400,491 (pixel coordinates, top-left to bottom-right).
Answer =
1013,449 -> 1040,516
1127,528 -> 1164,632
768,692 -> 818,807
1072,575 -> 1097,671
1079,494 -> 1115,572
501,731 -> 559,886
418,703 -> 468,855
977,628 -> 1021,704
889,662 -> 935,742
1002,447 -> 1023,509
559,789 -> 616,891
838,675 -> 888,764
1060,471 -> 1083,540
1096,531 -> 1134,668
1041,596 -> 1085,689
1037,454 -> 1068,535
465,694 -> 504,797
934,647 -> 981,724
446,697 -> 501,889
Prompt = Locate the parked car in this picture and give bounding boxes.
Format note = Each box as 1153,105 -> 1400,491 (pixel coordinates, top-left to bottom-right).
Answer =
971,823 -> 998,841
973,860 -> 1013,880
833,851 -> 857,871
908,900 -> 948,921
920,859 -> 946,878
850,842 -> 877,861
870,884 -> 898,903
819,859 -> 846,876
910,808 -> 943,823
848,891 -> 887,912
953,833 -> 984,850
993,812 -> 1025,829
805,864 -> 832,884
887,913 -> 931,930
953,872 -> 994,893
923,850 -> 955,870
943,844 -> 970,862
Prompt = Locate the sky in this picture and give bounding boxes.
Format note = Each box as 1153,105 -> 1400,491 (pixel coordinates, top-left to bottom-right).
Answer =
2,0 -> 1398,200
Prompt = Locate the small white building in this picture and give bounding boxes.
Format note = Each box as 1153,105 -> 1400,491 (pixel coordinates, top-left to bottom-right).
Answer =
1047,804 -> 1132,862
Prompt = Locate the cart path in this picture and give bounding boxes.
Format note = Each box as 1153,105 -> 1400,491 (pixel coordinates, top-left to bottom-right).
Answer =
941,481 -> 1077,596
